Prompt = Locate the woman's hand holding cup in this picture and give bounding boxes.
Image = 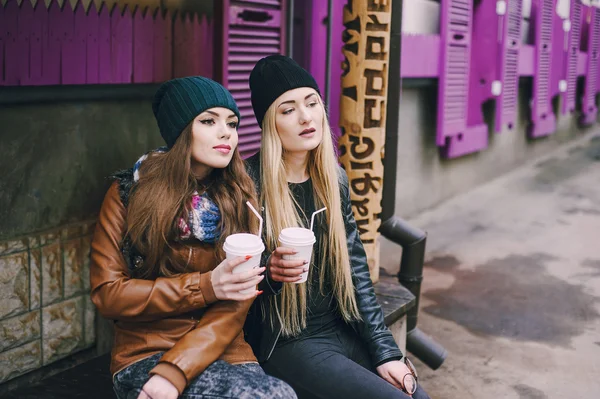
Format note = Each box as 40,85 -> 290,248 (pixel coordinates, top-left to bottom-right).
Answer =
211,256 -> 265,301
267,247 -> 308,283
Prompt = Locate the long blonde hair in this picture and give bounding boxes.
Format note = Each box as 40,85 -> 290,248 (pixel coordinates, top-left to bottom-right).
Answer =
260,94 -> 361,336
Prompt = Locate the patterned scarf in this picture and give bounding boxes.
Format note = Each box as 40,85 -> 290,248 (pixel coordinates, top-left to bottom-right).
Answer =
133,147 -> 221,243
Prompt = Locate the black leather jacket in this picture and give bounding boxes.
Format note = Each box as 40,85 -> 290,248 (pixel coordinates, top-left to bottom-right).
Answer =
243,152 -> 403,367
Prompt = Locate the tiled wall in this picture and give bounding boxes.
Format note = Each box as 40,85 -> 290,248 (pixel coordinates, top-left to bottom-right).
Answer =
0,221 -> 96,384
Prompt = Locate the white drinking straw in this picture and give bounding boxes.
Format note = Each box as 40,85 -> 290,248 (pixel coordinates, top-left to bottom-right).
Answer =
246,201 -> 263,238
310,207 -> 327,232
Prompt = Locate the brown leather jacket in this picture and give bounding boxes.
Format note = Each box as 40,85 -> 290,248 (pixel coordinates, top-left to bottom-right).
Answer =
90,182 -> 257,394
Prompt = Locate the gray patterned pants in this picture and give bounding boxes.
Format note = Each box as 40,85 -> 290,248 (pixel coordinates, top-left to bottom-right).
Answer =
113,353 -> 297,399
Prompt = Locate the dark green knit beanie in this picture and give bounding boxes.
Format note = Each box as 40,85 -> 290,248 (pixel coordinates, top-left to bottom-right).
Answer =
152,76 -> 241,148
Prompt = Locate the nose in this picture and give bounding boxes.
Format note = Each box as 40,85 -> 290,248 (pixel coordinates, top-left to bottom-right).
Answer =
299,106 -> 312,125
219,122 -> 231,139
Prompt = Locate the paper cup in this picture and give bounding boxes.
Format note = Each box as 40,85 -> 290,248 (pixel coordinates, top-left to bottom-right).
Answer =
223,233 -> 265,294
278,227 -> 316,284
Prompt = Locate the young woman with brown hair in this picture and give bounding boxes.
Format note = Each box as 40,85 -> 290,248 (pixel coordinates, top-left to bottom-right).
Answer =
90,76 -> 296,399
244,55 -> 430,399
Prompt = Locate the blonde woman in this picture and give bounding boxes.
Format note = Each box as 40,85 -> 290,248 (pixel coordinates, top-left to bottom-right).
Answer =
244,55 -> 430,399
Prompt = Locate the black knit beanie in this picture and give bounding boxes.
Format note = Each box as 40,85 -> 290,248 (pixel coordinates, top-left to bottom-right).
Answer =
152,76 -> 241,148
249,55 -> 321,128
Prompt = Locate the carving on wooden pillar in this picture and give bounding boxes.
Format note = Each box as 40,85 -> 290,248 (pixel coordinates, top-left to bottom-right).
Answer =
338,0 -> 392,283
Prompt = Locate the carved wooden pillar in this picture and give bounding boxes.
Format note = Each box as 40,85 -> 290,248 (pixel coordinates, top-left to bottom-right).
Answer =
338,0 -> 392,283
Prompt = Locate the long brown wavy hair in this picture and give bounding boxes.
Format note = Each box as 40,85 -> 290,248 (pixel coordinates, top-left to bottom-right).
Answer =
126,123 -> 259,279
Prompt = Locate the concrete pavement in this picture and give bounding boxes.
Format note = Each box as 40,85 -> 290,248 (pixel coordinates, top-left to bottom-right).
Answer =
380,132 -> 600,398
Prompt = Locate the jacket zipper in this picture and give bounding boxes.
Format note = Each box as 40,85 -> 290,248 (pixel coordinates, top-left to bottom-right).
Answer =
266,328 -> 282,361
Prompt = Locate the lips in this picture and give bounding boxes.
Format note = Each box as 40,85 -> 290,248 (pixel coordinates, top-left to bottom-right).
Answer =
213,144 -> 231,154
300,128 -> 316,136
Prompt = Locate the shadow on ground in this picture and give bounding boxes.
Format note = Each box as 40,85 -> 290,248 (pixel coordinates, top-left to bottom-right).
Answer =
422,253 -> 600,347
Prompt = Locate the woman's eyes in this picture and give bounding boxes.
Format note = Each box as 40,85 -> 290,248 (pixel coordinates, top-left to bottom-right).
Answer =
200,119 -> 238,128
282,103 -> 317,115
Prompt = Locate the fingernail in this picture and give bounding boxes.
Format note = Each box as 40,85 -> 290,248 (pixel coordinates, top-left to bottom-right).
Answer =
245,255 -> 252,260
304,267 -> 309,272
257,290 -> 264,296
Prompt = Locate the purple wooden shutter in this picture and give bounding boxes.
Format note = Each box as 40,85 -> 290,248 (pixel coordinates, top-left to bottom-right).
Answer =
438,0 -> 487,158
152,9 -> 173,82
16,0 -> 34,85
86,2 -> 100,84
581,8 -> 600,126
496,0 -> 522,132
133,6 -> 154,83
3,0 -> 20,85
219,0 -> 287,158
437,0 -> 472,147
98,4 -> 111,84
27,1 -> 45,85
563,0 -> 582,115
62,2 -> 87,85
529,0 -> 556,138
111,6 -> 133,84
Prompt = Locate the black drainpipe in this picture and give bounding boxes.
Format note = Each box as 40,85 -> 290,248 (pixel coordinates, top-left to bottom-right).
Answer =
379,0 -> 447,370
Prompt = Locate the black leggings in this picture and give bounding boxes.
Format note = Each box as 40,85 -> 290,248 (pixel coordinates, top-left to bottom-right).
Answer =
262,324 -> 430,399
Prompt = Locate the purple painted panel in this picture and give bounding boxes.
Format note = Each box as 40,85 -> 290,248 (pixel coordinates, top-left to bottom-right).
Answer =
153,9 -> 173,82
549,2 -> 566,100
27,1 -> 46,85
111,6 -> 133,83
206,19 -> 214,79
86,2 -> 100,84
133,7 -> 154,83
199,14 -> 209,77
228,5 -> 281,28
308,0 -> 327,94
173,12 -> 186,78
43,1 -> 62,85
518,44 -> 535,75
438,0 -> 488,158
0,2 -> 5,86
577,50 -> 587,75
529,0 -> 556,138
192,13 -> 202,75
400,34 -> 440,78
63,2 -> 87,85
57,1 -> 75,84
17,0 -> 36,85
223,0 -> 285,158
467,0 -> 498,129
14,0 -> 34,86
3,0 -> 20,85
563,0 -> 582,114
164,10 -> 174,80
329,0 -> 344,140
98,4 -> 112,83
0,2 -> 4,86
496,0 -> 523,132
183,14 -> 194,76
581,8 -> 600,125
443,124 -> 489,158
153,9 -> 166,81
